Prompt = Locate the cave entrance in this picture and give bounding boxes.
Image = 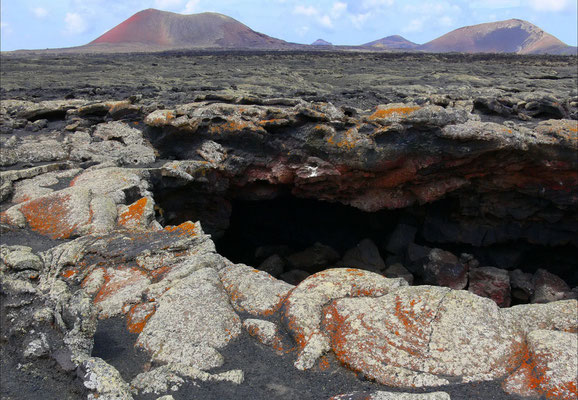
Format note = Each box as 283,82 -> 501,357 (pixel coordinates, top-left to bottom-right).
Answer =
216,196 -> 408,279
152,184 -> 577,303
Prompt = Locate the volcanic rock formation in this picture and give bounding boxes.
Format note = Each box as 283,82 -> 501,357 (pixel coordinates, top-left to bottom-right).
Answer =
421,19 -> 575,55
1,52 -> 577,400
364,35 -> 419,50
89,8 -> 290,50
312,39 -> 333,46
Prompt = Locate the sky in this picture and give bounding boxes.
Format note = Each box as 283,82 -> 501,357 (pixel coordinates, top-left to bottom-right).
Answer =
1,0 -> 577,51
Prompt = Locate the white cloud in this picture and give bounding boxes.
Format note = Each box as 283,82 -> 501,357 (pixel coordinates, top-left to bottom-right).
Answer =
470,0 -> 520,9
403,17 -> 425,33
183,0 -> 200,13
439,15 -> 453,27
529,0 -> 569,11
350,12 -> 370,29
64,12 -> 87,34
293,5 -> 318,17
361,0 -> 394,9
318,15 -> 333,28
32,7 -> 48,18
331,2 -> 347,18
1,21 -> 13,34
296,25 -> 310,36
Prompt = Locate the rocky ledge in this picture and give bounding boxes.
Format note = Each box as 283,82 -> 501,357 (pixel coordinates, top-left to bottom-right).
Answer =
1,93 -> 577,400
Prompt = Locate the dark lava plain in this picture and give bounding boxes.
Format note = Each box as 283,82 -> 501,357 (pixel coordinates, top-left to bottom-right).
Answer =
1,51 -> 576,400
1,51 -> 576,111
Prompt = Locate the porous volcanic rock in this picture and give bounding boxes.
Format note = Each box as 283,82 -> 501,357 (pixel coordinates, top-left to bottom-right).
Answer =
1,52 -> 577,400
281,268 -> 407,370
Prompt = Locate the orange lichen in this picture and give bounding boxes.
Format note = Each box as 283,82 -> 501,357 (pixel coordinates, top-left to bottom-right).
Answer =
319,356 -> 331,371
61,269 -> 79,279
19,194 -> 78,239
208,120 -> 255,134
164,221 -> 197,237
369,106 -> 420,120
93,268 -> 145,304
118,197 -> 148,227
126,303 -> 156,334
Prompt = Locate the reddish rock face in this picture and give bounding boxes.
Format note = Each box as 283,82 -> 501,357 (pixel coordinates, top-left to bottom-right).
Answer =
90,9 -> 289,49
469,266 -> 511,308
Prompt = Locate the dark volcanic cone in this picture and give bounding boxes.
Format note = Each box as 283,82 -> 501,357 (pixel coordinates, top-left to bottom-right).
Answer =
420,19 -> 575,55
90,8 -> 290,49
363,35 -> 418,50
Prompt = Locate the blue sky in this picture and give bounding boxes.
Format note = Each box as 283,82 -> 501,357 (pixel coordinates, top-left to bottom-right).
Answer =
1,0 -> 577,51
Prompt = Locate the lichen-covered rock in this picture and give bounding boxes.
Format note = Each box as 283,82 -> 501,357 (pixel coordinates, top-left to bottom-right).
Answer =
243,319 -> 286,351
503,330 -> 578,400
69,121 -> 156,166
281,268 -> 407,370
79,357 -> 134,400
323,286 -> 524,387
131,364 -> 244,395
220,263 -> 294,316
137,268 -> 241,368
330,392 -> 451,400
2,166 -> 155,238
503,299 -> 578,333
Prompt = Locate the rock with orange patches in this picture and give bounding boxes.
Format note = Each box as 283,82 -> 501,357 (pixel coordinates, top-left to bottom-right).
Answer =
367,104 -> 421,123
16,188 -> 92,239
323,286 -> 524,388
137,268 -> 240,369
220,263 -> 293,316
535,119 -> 578,149
93,267 -> 151,318
503,330 -> 578,400
243,319 -> 286,351
503,299 -> 578,334
117,197 -> 155,230
126,302 -> 156,334
281,268 -> 407,370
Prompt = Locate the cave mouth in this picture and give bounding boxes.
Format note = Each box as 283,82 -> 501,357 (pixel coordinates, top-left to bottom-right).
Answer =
152,185 -> 577,304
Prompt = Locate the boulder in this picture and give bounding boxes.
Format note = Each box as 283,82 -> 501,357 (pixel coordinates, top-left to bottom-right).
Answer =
422,248 -> 468,290
338,238 -> 386,272
281,268 -> 407,370
509,269 -> 534,303
468,266 -> 511,307
385,223 -> 417,255
137,268 -> 240,368
323,286 -> 524,387
286,242 -> 340,272
258,254 -> 285,278
383,263 -> 414,285
220,263 -> 294,316
532,269 -> 572,303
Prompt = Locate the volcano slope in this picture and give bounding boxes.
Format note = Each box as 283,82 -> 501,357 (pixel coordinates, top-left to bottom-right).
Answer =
0,51 -> 577,400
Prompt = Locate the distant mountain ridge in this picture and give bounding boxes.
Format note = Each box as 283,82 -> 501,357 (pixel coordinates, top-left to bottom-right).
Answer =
364,35 -> 418,50
26,10 -> 573,55
311,39 -> 332,46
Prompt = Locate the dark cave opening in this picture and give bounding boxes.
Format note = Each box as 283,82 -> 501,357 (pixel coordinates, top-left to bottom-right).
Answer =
152,181 -> 577,304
